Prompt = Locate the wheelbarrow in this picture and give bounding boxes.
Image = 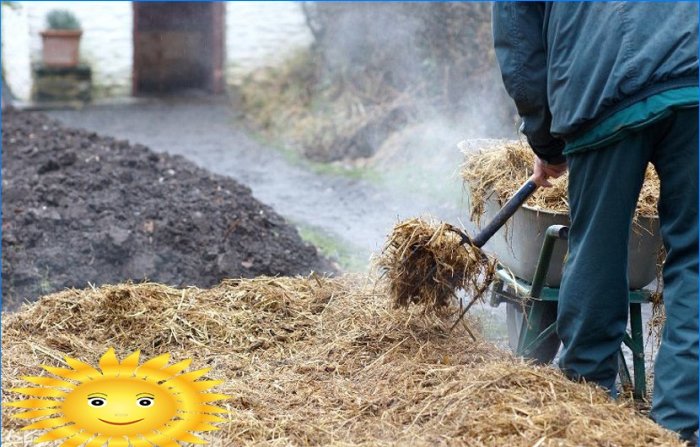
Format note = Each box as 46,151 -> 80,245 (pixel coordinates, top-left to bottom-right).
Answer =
490,224 -> 658,399
474,195 -> 663,400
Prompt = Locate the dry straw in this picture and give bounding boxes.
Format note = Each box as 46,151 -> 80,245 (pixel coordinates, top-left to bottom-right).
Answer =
460,141 -> 660,220
374,217 -> 496,314
2,277 -> 684,446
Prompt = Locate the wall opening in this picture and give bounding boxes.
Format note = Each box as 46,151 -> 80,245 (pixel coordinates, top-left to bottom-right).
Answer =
132,2 -> 224,95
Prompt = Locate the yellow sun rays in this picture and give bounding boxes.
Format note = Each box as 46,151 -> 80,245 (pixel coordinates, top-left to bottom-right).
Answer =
8,348 -> 229,446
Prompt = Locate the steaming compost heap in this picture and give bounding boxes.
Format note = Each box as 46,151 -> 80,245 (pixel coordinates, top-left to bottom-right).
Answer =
461,141 -> 660,220
376,217 -> 496,313
2,277 -> 683,446
1,109 -> 333,311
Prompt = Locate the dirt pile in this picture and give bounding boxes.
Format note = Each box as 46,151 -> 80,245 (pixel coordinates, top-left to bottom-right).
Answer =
2,277 -> 683,446
1,109 -> 334,310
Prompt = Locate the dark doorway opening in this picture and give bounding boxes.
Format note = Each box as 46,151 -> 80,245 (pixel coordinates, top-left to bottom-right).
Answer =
132,2 -> 225,95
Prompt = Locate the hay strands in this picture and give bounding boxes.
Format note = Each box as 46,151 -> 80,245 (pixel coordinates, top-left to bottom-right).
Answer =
447,178 -> 538,323
461,140 -> 661,220
380,179 -> 538,314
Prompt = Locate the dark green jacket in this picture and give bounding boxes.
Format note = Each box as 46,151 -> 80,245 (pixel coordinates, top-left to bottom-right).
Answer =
492,2 -> 698,163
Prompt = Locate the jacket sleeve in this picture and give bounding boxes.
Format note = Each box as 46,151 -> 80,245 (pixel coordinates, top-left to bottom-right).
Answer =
492,3 -> 565,164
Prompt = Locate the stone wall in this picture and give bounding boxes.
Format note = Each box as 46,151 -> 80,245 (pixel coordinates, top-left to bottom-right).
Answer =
1,1 -> 312,100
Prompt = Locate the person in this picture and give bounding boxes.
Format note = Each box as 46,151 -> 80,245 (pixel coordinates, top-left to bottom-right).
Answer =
492,3 -> 698,444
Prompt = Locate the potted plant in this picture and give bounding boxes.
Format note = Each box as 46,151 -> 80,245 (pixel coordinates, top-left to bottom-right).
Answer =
40,9 -> 82,67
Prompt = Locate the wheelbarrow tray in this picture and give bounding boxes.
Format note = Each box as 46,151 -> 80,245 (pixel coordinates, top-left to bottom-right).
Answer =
469,190 -> 662,288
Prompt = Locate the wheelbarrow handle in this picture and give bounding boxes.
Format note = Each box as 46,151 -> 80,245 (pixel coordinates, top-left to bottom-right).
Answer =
470,179 -> 538,248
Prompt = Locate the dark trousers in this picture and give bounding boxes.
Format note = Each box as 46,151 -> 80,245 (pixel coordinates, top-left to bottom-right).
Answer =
558,107 -> 698,436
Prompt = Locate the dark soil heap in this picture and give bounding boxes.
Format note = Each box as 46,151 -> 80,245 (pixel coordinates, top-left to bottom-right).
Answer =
2,109 -> 334,310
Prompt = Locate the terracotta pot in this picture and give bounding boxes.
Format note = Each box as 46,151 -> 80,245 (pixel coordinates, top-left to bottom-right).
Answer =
40,29 -> 82,67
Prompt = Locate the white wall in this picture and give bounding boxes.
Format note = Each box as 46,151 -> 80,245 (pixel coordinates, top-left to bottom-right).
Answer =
225,2 -> 313,84
2,1 -> 312,99
2,4 -> 32,101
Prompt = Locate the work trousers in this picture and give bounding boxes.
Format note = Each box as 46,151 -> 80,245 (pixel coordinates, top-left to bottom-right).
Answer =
557,107 -> 699,437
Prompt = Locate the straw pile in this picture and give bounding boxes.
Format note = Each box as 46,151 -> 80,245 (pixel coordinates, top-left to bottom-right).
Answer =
239,50 -> 414,162
375,217 -> 496,313
461,141 -> 660,220
2,277 -> 684,446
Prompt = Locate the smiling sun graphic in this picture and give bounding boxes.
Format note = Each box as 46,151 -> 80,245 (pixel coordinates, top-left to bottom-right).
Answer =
9,348 -> 229,446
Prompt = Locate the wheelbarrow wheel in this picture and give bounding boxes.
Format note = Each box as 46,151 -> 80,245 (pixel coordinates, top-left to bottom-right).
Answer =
505,301 -> 561,365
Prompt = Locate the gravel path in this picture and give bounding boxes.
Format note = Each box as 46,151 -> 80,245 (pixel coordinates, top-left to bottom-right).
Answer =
47,96 -> 468,266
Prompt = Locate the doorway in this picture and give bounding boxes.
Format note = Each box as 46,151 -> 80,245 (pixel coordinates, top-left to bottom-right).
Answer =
132,2 -> 225,95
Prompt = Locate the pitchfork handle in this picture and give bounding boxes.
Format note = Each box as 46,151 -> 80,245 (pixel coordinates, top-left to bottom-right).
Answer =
471,179 -> 538,248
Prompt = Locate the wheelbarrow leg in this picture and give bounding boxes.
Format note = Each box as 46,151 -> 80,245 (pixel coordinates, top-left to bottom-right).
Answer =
618,349 -> 633,393
620,302 -> 646,399
629,302 -> 646,399
515,225 -> 566,364
517,301 -> 544,356
517,301 -> 560,364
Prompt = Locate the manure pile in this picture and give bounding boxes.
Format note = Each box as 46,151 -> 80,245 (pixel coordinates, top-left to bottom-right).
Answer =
2,109 -> 333,310
461,141 -> 660,220
2,276 -> 683,446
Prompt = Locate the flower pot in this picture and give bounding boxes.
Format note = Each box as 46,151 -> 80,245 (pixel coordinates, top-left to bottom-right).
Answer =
40,29 -> 82,67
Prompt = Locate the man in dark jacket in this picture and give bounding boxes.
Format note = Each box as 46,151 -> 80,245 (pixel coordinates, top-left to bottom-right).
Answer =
492,2 -> 698,443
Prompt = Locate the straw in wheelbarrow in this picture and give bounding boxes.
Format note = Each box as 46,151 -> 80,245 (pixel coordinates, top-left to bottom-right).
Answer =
460,140 -> 660,220
377,180 -> 537,313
